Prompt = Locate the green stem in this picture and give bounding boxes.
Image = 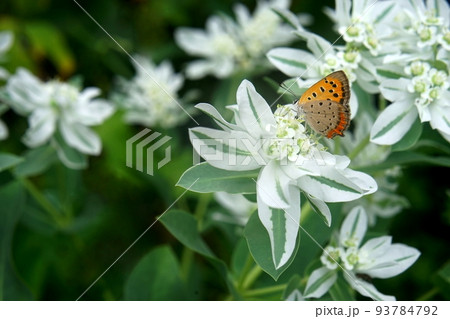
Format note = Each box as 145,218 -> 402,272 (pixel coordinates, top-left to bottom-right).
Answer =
417,287 -> 439,301
300,201 -> 312,224
348,134 -> 371,160
242,264 -> 263,290
379,95 -> 386,111
237,254 -> 255,289
180,193 -> 212,280
243,284 -> 287,298
19,178 -> 66,228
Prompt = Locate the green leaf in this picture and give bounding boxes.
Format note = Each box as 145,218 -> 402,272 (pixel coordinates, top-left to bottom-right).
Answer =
328,273 -> 356,301
391,118 -> 422,151
0,181 -> 33,300
244,212 -> 300,281
159,210 -> 241,299
13,145 -> 57,177
124,246 -> 185,300
177,162 -> 257,194
0,153 -> 23,173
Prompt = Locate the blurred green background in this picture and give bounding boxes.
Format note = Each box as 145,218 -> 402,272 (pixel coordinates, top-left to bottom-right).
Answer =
1,0 -> 449,301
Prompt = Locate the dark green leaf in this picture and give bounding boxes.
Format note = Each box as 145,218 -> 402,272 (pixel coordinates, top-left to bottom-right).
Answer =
13,145 -> 57,177
0,153 -> 23,173
177,162 -> 257,194
124,245 -> 184,300
244,212 -> 300,281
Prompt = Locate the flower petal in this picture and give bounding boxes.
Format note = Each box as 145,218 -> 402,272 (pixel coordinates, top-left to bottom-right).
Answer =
257,185 -> 301,269
304,267 -> 337,299
371,99 -> 417,145
59,120 -> 101,155
236,80 -> 276,139
362,244 -> 420,279
257,160 -> 292,208
339,206 -> 367,248
267,48 -> 316,77
344,273 -> 396,301
189,127 -> 264,171
23,108 -> 56,148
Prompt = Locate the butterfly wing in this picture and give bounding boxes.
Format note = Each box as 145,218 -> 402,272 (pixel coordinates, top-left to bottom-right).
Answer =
298,70 -> 350,109
300,100 -> 350,138
297,70 -> 351,138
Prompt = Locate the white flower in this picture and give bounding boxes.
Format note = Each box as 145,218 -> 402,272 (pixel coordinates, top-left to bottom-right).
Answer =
326,0 -> 400,56
371,60 -> 450,144
0,30 -> 13,80
212,192 -> 257,226
116,56 -> 189,129
190,79 -> 377,269
0,104 -> 8,140
5,68 -> 113,167
175,0 -> 296,79
302,206 -> 420,301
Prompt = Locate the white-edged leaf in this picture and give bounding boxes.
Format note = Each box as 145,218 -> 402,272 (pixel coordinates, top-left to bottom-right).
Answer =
371,99 -> 417,145
189,127 -> 264,171
236,80 -> 276,139
379,78 -> 410,101
362,244 -> 420,279
340,206 -> 367,248
257,185 -> 301,269
285,289 -> 304,301
195,103 -> 240,132
306,194 -> 331,227
344,273 -> 396,301
267,48 -> 315,77
304,267 -> 337,299
359,236 -> 392,262
257,160 -> 290,209
297,168 -> 376,203
59,121 -> 101,155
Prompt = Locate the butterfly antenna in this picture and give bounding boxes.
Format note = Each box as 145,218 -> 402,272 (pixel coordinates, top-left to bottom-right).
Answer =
280,82 -> 297,98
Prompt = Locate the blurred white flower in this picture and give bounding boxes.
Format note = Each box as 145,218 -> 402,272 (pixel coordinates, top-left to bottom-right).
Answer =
116,56 -> 190,129
190,79 -> 377,269
175,0 -> 297,79
212,192 -> 256,226
304,206 -> 420,301
5,68 -> 113,167
0,30 -> 13,80
0,104 -> 8,140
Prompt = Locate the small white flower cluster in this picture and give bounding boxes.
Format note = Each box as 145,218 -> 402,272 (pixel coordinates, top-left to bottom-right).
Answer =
405,61 -> 449,110
3,68 -> 113,168
266,104 -> 319,162
175,0 -> 299,79
298,206 -> 420,301
116,56 -> 189,129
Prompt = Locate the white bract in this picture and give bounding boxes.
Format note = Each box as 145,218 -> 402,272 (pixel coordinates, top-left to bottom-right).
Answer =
175,0 -> 296,79
0,30 -> 14,140
5,68 -> 113,167
371,0 -> 450,144
371,60 -> 450,144
302,206 -> 420,301
190,79 -> 377,269
212,192 -> 257,226
116,56 -> 188,129
325,0 -> 399,56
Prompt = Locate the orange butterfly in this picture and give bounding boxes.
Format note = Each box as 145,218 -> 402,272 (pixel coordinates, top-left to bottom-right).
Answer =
296,71 -> 351,139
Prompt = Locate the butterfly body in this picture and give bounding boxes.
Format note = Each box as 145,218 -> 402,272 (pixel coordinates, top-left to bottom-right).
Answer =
296,71 -> 351,139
